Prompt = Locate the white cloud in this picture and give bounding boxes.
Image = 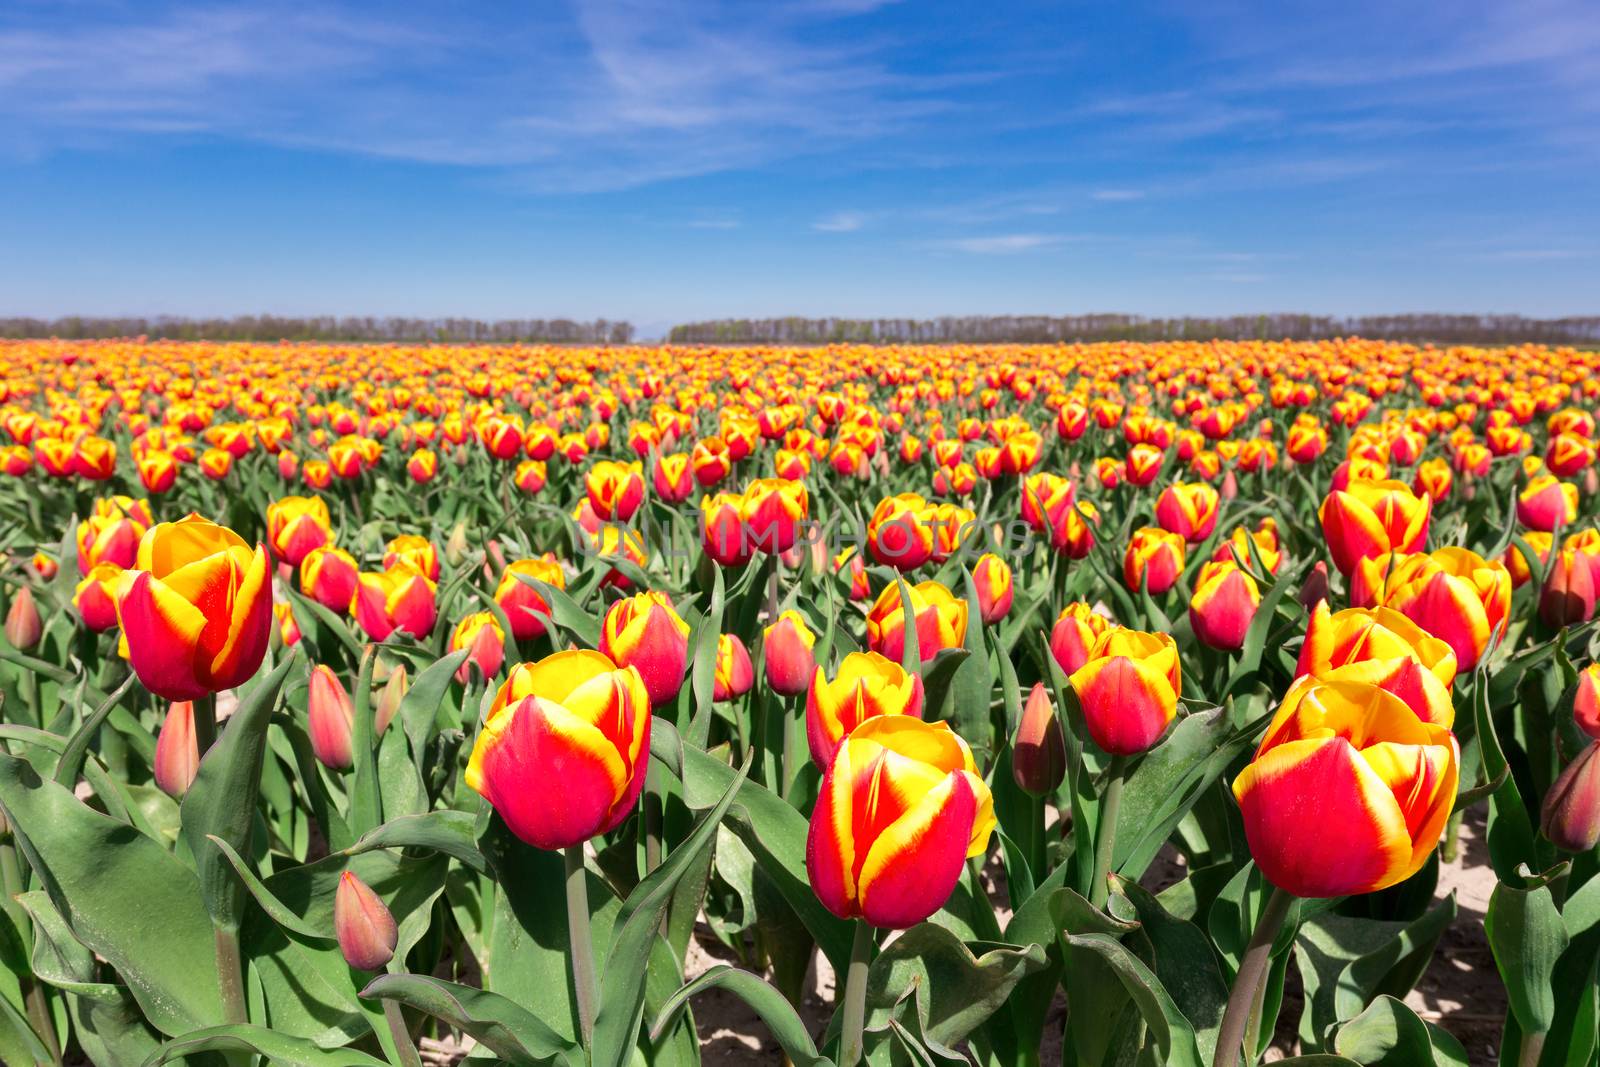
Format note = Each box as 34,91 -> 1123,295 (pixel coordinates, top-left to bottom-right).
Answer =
928,233 -> 1063,254
812,211 -> 867,232
1090,188 -> 1145,202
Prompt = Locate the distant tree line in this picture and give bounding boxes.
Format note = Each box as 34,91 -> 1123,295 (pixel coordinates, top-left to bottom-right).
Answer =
0,316 -> 635,344
667,314 -> 1600,345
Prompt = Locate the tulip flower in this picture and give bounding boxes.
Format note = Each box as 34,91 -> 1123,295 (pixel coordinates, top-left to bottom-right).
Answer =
383,534 -> 439,582
153,700 -> 199,797
701,492 -> 752,567
1188,560 -> 1261,652
1020,472 -> 1074,534
1575,664 -> 1600,741
586,460 -> 646,521
353,563 -> 438,641
1232,677 -> 1458,897
972,554 -> 1014,623
1541,548 -> 1597,628
743,478 -> 809,555
1379,548 -> 1511,670
1013,682 -> 1065,797
1319,479 -> 1431,575
1504,532 -> 1551,588
599,591 -> 690,707
334,871 -> 398,971
308,664 -> 355,770
300,546 -> 360,612
806,716 -> 995,929
806,651 -> 924,768
74,563 -> 123,632
494,556 -> 565,640
77,513 -> 145,574
374,665 -> 407,736
466,650 -> 651,849
1517,475 -> 1579,532
274,599 -> 302,647
1297,601 -> 1459,691
865,580 -> 968,665
1124,443 -> 1164,486
1542,741 -> 1600,852
763,610 -> 817,697
713,633 -> 755,701
1069,629 -> 1182,756
867,494 -> 935,571
72,435 -> 117,480
653,452 -> 694,502
514,459 -> 547,494
1123,527 -> 1186,595
116,515 -> 271,701
451,612 -> 506,683
265,496 -> 332,568
1049,602 -> 1110,675
5,588 -> 41,650
1155,482 -> 1220,542
1212,517 -> 1282,576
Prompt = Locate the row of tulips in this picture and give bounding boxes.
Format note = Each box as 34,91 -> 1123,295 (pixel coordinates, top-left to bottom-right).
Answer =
0,338 -> 1597,1067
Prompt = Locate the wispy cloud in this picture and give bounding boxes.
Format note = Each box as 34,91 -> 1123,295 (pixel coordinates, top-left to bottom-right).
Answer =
812,211 -> 867,232
927,233 -> 1064,254
1090,188 -> 1144,202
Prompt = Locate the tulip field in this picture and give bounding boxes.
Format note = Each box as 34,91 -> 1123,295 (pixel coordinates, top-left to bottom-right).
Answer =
2,335 -> 1600,1067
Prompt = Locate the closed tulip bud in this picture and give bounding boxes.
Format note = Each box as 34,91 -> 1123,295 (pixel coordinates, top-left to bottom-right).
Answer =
1233,678 -> 1458,897
308,664 -> 355,770
5,587 -> 41,649
445,522 -> 470,567
713,633 -> 755,701
265,496 -> 332,567
1155,482 -> 1220,542
599,591 -> 690,707
1123,527 -> 1186,595
153,700 -> 200,797
1188,560 -> 1261,651
1381,548 -> 1511,670
1049,602 -> 1110,675
1013,683 -> 1065,796
1542,741 -> 1600,852
334,871 -> 398,971
1299,561 -> 1331,612
807,651 -> 924,768
117,516 -> 271,701
763,610 -> 817,697
467,651 -> 651,849
1575,664 -> 1600,740
1541,548 -> 1597,628
743,478 -> 809,555
1319,479 -> 1431,575
300,546 -> 360,612
451,612 -> 506,684
1517,475 -> 1579,532
31,553 -> 58,581
274,600 -> 302,647
374,665 -> 407,736
806,716 -> 995,929
1070,629 -> 1182,756
865,579 -> 968,664
972,554 -> 1014,623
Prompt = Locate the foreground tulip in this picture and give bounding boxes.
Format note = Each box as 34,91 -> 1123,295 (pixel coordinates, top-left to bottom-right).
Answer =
353,564 -> 438,641
1233,677 -> 1458,897
301,546 -> 360,612
265,495 -> 332,567
865,580 -> 968,664
308,664 -> 355,769
599,591 -> 690,706
1297,601 -> 1458,691
1123,527 -> 1186,595
1319,479 -> 1431,575
1517,474 -> 1579,532
494,556 -> 565,640
806,716 -> 994,929
116,515 -> 271,701
743,478 -> 809,554
1013,683 -> 1065,796
451,612 -> 506,683
1541,741 -> 1600,852
153,700 -> 199,797
1049,602 -> 1110,675
1070,629 -> 1181,756
1188,560 -> 1260,651
334,871 -> 398,971
466,650 -> 651,849
807,651 -> 924,768
1380,548 -> 1511,670
763,610 -> 817,697
972,554 -> 1014,623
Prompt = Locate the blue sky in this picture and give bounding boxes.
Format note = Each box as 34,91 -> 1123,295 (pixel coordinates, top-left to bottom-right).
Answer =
1,0 -> 1596,333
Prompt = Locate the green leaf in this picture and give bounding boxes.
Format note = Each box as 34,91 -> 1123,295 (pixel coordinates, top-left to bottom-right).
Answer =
1112,876 -> 1231,1062
648,966 -> 831,1067
1332,996 -> 1441,1066
685,565 -> 724,749
360,972 -> 580,1067
341,809 -> 487,873
1485,879 -> 1570,1040
1061,931 -> 1206,1067
52,673 -> 137,790
180,652 -> 298,933
919,646 -> 973,724
141,1024 -> 389,1066
0,752 -> 223,1036
512,573 -> 601,649
399,648 -> 471,765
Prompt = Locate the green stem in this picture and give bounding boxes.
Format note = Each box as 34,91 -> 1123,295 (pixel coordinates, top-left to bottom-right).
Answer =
1213,885 -> 1295,1067
193,692 -> 217,753
1519,1031 -> 1547,1067
838,920 -> 875,1067
565,845 -> 599,1048
1029,791 -> 1046,882
214,924 -> 248,1024
1088,756 -> 1127,909
644,765 -> 663,873
1440,808 -> 1463,864
1,840 -> 61,1064
383,998 -> 424,1067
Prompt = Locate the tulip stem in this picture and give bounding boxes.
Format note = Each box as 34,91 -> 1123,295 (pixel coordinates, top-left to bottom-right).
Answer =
194,693 -> 217,753
1212,884 -> 1295,1067
564,844 -> 599,1048
839,920 -> 876,1067
1,839 -> 61,1064
214,924 -> 248,1024
1088,756 -> 1127,909
383,998 -> 423,1067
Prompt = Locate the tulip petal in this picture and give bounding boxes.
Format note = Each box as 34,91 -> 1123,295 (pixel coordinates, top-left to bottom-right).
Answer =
857,770 -> 975,928
118,571 -> 208,701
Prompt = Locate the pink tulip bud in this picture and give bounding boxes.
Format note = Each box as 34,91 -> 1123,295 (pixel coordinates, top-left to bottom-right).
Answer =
154,701 -> 200,797
308,665 -> 355,770
4,588 -> 41,650
334,870 -> 398,971
1013,683 -> 1065,797
1542,741 -> 1600,852
374,666 -> 408,737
